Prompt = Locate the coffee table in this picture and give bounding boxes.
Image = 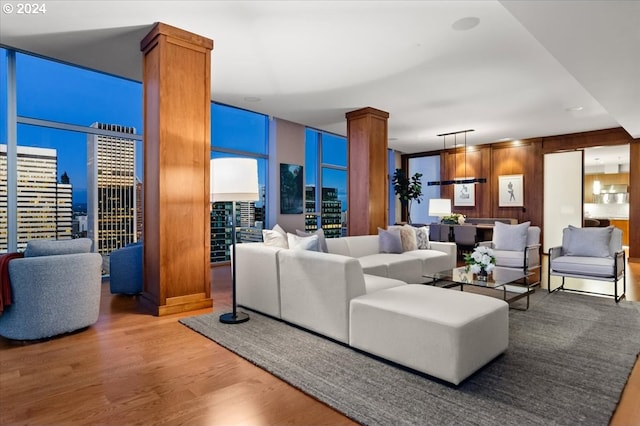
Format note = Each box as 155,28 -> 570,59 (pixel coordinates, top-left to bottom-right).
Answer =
424,266 -> 535,310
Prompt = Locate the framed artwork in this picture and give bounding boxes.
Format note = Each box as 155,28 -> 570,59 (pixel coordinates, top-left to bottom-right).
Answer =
454,180 -> 475,206
498,174 -> 524,207
280,163 -> 304,214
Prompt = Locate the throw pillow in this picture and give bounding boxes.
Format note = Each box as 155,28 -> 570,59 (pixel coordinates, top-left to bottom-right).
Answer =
415,226 -> 430,250
24,238 -> 93,257
388,225 -> 419,252
492,221 -> 530,252
262,224 -> 288,248
287,233 -> 319,251
400,225 -> 418,251
296,228 -> 328,253
378,227 -> 403,254
564,225 -> 612,258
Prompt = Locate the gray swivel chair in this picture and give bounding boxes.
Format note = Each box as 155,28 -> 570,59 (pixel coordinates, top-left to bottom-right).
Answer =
0,238 -> 102,340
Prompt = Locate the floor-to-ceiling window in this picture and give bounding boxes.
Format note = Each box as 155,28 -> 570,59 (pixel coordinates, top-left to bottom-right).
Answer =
408,155 -> 440,224
305,128 -> 348,237
210,103 -> 268,262
1,48 -> 143,259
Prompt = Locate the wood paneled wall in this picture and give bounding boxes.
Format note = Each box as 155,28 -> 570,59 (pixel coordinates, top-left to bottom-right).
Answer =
403,127 -> 638,261
437,140 -> 543,226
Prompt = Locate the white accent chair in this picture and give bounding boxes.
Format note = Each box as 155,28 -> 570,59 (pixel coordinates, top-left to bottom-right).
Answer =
548,226 -> 625,303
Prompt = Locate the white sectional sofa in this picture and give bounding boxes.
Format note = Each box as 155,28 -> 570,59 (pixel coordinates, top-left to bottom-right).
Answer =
235,232 -> 456,319
234,230 -> 508,385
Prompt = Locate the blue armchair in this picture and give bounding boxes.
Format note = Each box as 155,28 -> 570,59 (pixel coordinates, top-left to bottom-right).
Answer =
109,242 -> 143,294
0,238 -> 102,340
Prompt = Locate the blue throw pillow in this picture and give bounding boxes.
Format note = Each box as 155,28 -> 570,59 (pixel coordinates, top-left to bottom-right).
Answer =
378,227 -> 403,254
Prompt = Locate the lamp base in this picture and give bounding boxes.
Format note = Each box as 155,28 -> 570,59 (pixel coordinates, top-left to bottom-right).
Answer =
219,311 -> 250,324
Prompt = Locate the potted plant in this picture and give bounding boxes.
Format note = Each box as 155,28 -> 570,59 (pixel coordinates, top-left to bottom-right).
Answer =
392,169 -> 423,224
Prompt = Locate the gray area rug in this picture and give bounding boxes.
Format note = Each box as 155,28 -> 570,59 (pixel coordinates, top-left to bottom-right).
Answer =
180,291 -> 640,425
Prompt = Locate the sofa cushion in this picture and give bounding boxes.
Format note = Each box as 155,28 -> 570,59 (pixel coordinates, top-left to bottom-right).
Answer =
402,249 -> 451,276
493,221 -> 530,251
563,225 -> 612,258
415,226 -> 430,250
378,228 -> 403,254
358,253 -> 423,283
287,233 -> 319,251
296,228 -> 328,253
551,255 -> 615,278
24,238 -> 92,258
491,249 -> 525,268
263,224 -> 288,248
363,274 -> 407,294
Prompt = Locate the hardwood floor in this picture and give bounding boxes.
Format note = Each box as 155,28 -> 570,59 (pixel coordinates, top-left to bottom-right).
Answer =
1,260 -> 639,425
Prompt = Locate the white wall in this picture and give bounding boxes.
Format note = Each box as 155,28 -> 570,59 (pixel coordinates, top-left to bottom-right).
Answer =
267,117 -> 306,233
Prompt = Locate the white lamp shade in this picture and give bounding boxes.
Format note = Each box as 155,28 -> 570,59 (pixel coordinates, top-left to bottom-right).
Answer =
211,158 -> 259,202
428,198 -> 452,217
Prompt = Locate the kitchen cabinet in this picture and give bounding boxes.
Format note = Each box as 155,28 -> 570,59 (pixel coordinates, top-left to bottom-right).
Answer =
610,219 -> 629,246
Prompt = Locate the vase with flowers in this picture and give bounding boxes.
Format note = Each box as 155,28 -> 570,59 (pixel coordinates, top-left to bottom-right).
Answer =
464,246 -> 496,281
441,213 -> 466,225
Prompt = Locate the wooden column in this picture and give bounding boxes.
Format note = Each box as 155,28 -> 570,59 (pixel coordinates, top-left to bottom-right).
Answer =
346,107 -> 389,235
139,23 -> 213,315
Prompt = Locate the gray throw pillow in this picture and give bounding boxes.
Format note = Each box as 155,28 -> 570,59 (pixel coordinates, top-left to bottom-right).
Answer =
24,238 -> 93,257
492,221 -> 530,252
378,227 -> 403,254
565,225 -> 612,258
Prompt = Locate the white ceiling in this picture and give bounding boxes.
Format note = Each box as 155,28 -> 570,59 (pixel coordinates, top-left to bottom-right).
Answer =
1,0 -> 638,156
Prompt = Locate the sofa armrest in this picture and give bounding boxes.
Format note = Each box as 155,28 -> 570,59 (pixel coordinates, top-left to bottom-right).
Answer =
615,250 -> 626,278
428,242 -> 457,269
234,242 -> 283,318
548,246 -> 563,262
278,249 -> 367,343
524,243 -> 541,270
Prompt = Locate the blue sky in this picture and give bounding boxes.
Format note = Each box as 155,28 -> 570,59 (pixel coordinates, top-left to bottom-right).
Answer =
1,48 -> 347,211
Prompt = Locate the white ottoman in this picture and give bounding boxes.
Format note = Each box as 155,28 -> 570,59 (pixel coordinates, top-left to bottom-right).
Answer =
349,284 -> 509,385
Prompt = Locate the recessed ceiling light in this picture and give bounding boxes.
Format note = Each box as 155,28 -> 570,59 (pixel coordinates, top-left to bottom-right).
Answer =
452,17 -> 480,31
565,106 -> 584,112
498,138 -> 512,142
244,96 -> 261,102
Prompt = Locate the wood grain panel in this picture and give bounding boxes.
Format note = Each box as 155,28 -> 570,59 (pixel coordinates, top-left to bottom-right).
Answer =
346,107 -> 389,235
140,23 -> 213,315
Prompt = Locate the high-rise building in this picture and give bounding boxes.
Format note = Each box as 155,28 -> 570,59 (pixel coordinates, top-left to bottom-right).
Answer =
0,144 -> 73,252
304,185 -> 343,237
87,123 -> 137,254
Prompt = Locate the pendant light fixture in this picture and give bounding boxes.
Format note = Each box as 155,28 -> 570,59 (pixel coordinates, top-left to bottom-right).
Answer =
427,129 -> 486,186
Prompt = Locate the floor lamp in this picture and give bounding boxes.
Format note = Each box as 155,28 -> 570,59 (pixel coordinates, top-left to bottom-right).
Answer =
211,157 -> 259,324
